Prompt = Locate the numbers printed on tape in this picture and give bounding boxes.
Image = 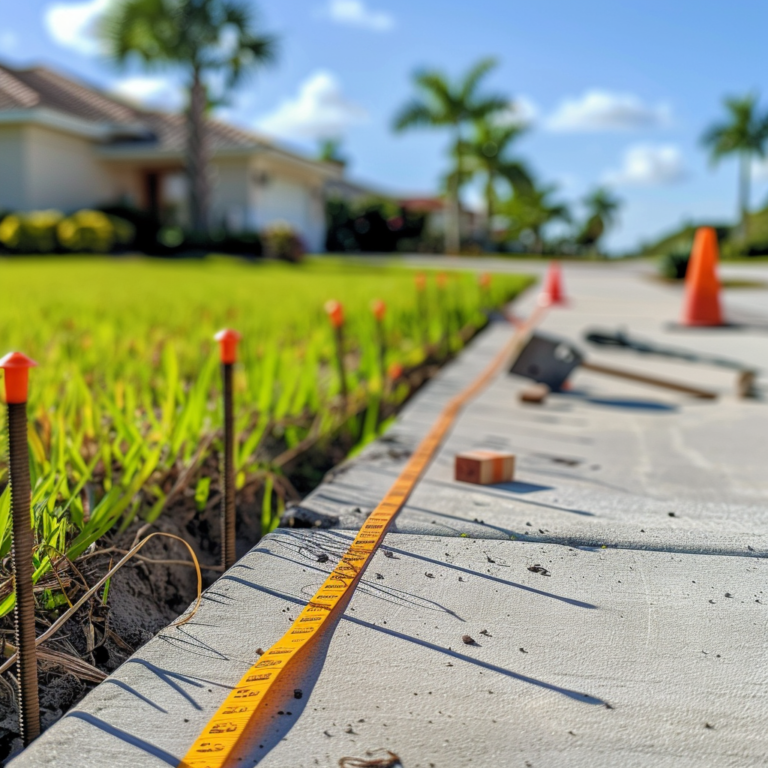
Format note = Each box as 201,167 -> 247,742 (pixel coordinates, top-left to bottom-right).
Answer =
179,313 -> 541,768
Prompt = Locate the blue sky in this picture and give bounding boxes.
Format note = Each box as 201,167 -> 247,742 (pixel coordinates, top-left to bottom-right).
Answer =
3,0 -> 768,250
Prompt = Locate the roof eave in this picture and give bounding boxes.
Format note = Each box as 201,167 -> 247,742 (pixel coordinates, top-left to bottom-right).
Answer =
0,107 -> 149,141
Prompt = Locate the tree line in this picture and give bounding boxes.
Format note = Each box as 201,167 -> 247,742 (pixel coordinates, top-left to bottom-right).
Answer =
97,0 -> 765,256
393,58 -> 621,255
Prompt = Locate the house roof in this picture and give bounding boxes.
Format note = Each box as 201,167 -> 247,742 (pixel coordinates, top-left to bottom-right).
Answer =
0,62 -> 331,165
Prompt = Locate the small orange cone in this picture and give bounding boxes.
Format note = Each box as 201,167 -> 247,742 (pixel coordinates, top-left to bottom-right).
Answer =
538,261 -> 567,307
681,227 -> 723,326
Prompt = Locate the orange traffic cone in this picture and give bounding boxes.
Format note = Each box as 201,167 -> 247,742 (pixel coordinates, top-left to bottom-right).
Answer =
538,261 -> 567,307
681,227 -> 723,326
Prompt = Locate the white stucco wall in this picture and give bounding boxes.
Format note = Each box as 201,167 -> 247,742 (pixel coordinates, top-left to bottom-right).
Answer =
0,126 -> 27,210
246,156 -> 327,252
0,124 -> 142,212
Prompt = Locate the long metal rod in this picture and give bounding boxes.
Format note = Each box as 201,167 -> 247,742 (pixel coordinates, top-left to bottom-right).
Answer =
221,362 -> 236,570
7,401 -> 40,745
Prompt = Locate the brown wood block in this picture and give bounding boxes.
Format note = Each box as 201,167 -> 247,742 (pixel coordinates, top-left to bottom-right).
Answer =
455,450 -> 516,485
519,383 -> 550,404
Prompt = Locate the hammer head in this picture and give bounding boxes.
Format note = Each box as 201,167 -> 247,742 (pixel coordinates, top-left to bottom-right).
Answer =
510,333 -> 583,390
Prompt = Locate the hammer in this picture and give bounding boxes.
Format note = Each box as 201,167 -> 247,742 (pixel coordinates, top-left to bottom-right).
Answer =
510,333 -> 718,400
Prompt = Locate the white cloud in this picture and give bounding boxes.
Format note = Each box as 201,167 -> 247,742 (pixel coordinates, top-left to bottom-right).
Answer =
0,30 -> 19,54
111,76 -> 185,111
325,0 -> 394,31
495,96 -> 539,128
547,90 -> 671,132
44,0 -> 109,55
255,70 -> 368,141
604,144 -> 686,186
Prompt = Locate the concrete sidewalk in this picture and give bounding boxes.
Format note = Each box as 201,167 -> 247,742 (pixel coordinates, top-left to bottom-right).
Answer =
11,264 -> 768,768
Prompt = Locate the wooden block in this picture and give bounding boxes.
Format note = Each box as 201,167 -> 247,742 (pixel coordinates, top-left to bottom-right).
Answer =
519,383 -> 550,404
455,450 -> 515,485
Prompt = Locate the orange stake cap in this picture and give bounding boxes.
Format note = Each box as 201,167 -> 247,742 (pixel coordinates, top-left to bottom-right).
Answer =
371,299 -> 387,323
415,273 -> 427,292
436,272 -> 448,290
325,300 -> 345,329
0,351 -> 38,404
479,272 -> 491,289
214,329 -> 242,365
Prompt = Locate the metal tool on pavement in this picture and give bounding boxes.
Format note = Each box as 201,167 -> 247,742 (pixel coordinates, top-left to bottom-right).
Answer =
510,333 -> 718,400
584,328 -> 758,398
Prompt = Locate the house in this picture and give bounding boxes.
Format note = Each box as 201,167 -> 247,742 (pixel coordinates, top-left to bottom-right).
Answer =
0,62 -> 361,252
400,196 -> 484,240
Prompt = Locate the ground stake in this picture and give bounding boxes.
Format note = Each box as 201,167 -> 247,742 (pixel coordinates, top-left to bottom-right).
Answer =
214,330 -> 241,571
0,351 -> 41,746
325,301 -> 348,409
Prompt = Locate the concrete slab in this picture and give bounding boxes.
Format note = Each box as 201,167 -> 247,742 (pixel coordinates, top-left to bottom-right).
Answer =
14,531 -> 768,768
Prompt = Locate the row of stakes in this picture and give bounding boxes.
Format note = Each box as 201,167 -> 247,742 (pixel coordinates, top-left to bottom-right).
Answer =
0,270 -> 497,747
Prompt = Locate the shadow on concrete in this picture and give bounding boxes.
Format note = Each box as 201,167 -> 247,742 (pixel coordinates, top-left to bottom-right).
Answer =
225,576 -> 606,716
265,529 -> 596,609
125,659 -> 212,711
413,478 -> 595,517
251,536 -> 466,621
156,624 -> 230,661
100,679 -> 168,713
587,397 -> 676,411
380,543 -> 597,610
65,712 -> 179,765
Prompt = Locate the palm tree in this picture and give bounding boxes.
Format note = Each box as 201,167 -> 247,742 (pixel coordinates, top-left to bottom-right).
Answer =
702,94 -> 768,242
318,138 -> 346,165
501,182 -> 570,253
101,0 -> 277,233
460,119 -> 533,246
577,186 -> 621,254
393,58 -> 507,254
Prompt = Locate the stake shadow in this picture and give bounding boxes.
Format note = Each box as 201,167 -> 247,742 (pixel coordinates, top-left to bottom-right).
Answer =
100,679 -> 168,713
65,712 -> 179,766
379,541 -> 597,610
226,576 -> 605,712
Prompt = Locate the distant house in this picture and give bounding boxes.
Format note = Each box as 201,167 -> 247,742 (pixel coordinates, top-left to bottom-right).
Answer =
0,63 -> 365,252
400,197 -> 484,240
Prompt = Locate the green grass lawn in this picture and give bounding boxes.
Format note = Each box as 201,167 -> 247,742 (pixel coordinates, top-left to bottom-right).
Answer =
0,255 -> 532,617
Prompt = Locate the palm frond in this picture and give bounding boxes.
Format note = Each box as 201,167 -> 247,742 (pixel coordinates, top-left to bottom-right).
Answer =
393,99 -> 440,131
460,57 -> 498,101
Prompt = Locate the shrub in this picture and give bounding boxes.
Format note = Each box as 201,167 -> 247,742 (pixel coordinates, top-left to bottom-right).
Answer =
98,204 -> 162,253
325,197 -> 427,253
658,251 -> 690,280
262,222 -> 305,263
0,210 -> 63,253
57,210 -> 135,253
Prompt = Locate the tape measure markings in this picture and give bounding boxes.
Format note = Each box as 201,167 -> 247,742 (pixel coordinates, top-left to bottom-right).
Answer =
180,313 -> 540,768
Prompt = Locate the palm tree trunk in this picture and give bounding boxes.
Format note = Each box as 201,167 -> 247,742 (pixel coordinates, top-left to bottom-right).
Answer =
739,151 -> 750,243
485,172 -> 494,250
187,69 -> 211,234
446,129 -> 462,255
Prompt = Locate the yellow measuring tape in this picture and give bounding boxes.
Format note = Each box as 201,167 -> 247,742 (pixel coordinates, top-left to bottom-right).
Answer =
180,309 -> 542,767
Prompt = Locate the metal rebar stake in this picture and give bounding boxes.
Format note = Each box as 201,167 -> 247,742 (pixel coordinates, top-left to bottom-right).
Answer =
334,326 -> 348,407
221,362 -> 236,571
7,401 -> 40,745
